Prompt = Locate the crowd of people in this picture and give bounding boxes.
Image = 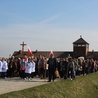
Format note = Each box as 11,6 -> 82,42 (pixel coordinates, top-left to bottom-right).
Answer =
0,54 -> 98,82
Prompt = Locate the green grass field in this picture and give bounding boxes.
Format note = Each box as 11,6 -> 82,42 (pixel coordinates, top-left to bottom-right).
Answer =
1,73 -> 98,98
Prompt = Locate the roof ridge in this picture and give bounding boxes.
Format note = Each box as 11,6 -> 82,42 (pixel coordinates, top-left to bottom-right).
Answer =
73,37 -> 89,45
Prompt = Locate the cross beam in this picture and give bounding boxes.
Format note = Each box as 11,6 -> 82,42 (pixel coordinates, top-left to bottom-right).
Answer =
20,42 -> 27,52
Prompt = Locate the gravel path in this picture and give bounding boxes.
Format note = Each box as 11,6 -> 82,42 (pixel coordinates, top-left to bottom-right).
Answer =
0,77 -> 49,95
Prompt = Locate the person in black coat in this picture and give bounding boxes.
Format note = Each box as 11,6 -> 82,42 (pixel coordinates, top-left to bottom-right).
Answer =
47,54 -> 57,82
63,58 -> 68,79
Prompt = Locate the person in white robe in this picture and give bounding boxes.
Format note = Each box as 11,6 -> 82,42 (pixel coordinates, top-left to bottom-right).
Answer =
25,58 -> 32,80
2,58 -> 8,78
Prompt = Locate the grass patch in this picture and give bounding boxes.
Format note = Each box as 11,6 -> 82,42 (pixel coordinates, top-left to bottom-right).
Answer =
1,73 -> 98,98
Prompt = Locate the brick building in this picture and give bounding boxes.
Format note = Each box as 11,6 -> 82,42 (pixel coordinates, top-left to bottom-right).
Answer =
12,36 -> 98,59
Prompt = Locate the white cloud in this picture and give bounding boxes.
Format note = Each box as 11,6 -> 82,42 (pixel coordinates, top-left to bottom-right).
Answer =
38,13 -> 63,24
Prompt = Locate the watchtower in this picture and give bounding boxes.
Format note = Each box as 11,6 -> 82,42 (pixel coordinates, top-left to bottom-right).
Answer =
73,36 -> 89,58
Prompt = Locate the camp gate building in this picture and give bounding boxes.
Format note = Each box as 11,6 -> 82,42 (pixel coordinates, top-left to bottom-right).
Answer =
13,36 -> 98,59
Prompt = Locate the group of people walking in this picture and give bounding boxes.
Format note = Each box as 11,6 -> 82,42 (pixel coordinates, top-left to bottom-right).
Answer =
57,57 -> 98,80
0,54 -> 98,82
19,57 -> 35,80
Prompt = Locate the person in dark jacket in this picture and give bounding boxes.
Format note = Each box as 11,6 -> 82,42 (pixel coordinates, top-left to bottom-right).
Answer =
68,58 -> 74,80
63,58 -> 68,79
47,54 -> 57,82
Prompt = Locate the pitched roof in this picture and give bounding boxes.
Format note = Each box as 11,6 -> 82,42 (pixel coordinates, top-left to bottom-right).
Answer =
73,37 -> 89,45
12,51 -> 73,58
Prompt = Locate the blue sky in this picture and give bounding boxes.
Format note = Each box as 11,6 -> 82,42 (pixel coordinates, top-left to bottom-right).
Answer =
0,0 -> 98,57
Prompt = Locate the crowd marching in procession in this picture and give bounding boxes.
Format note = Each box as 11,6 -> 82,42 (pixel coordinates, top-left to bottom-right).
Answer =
0,53 -> 98,82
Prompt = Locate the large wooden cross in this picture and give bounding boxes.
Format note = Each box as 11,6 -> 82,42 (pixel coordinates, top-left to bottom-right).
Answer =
20,42 -> 27,52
